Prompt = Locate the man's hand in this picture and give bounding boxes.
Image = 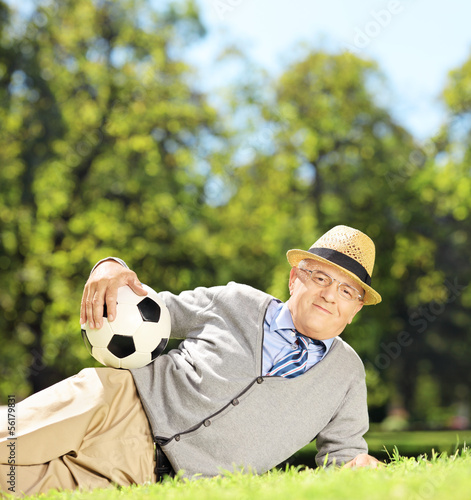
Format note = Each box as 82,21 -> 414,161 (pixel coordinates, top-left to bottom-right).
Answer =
80,259 -> 147,329
343,453 -> 383,469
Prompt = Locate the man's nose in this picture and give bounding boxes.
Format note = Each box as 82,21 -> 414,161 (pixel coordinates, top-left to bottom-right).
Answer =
320,281 -> 337,301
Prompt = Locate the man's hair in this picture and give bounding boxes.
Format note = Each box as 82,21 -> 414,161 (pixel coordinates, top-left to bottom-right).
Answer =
297,258 -> 317,269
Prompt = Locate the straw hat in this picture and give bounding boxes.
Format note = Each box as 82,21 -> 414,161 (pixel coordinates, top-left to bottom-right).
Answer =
286,225 -> 382,305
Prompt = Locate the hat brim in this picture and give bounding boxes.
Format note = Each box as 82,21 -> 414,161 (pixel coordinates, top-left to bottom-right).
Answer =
287,249 -> 382,306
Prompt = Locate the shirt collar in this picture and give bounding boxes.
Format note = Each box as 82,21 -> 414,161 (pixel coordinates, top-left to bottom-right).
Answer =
271,302 -> 295,333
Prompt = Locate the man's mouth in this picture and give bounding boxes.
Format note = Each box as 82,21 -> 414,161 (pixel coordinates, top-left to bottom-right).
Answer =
313,303 -> 332,314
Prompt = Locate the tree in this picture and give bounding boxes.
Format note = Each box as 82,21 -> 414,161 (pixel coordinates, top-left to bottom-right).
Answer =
0,0 -> 226,400
398,50 -> 471,425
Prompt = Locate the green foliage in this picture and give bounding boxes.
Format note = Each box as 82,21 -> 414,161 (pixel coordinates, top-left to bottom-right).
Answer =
0,0 -> 225,398
0,0 -> 471,432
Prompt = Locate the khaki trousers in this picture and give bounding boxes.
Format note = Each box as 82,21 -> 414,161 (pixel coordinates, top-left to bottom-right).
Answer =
0,368 -> 156,496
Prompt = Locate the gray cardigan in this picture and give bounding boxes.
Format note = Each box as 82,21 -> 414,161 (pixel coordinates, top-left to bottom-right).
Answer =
131,282 -> 368,478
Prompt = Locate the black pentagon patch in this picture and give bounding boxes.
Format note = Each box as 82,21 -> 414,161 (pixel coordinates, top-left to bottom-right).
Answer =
81,329 -> 92,354
137,297 -> 161,323
151,338 -> 168,360
107,334 -> 136,359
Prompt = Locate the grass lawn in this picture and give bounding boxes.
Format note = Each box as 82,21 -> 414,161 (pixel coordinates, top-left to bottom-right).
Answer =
286,429 -> 471,468
366,429 -> 471,459
15,447 -> 471,500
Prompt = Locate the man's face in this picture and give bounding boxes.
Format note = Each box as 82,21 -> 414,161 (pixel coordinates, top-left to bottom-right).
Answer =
287,260 -> 364,340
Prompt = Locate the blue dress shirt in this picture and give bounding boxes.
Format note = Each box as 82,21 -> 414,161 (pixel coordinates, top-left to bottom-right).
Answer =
262,299 -> 335,376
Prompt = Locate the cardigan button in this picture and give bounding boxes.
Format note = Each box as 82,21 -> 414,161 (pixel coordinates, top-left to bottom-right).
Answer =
175,435 -> 180,442
232,398 -> 239,406
257,377 -> 264,384
203,419 -> 211,427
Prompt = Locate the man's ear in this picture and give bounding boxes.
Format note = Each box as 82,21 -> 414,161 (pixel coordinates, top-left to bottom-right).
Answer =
347,302 -> 364,324
288,267 -> 298,294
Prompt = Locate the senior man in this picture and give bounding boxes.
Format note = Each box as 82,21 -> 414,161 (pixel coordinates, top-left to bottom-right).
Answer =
0,225 -> 381,495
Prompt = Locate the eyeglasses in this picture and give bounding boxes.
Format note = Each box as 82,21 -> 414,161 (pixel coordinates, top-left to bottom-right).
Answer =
299,267 -> 364,302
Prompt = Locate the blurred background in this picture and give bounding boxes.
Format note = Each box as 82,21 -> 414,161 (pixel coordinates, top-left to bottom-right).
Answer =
1,0 -> 471,444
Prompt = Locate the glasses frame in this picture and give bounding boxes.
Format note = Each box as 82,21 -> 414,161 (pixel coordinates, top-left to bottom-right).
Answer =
298,267 -> 364,302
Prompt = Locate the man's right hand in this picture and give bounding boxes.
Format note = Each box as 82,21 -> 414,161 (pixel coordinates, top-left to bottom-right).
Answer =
80,259 -> 147,330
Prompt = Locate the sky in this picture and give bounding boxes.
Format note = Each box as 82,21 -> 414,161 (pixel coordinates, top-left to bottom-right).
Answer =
9,0 -> 471,142
183,0 -> 471,142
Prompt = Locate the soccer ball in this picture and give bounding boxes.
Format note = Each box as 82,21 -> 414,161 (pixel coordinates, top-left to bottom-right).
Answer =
81,284 -> 170,369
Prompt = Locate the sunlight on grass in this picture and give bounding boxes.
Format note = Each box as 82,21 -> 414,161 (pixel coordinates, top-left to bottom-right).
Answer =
14,447 -> 471,500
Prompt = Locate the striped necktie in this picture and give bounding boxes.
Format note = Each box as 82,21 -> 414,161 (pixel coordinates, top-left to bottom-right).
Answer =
266,331 -> 325,379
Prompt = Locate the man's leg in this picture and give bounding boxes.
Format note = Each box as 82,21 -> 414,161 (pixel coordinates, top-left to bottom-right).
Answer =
0,367 -> 155,496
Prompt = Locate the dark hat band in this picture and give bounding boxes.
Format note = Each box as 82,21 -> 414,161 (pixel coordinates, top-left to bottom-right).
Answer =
308,247 -> 372,286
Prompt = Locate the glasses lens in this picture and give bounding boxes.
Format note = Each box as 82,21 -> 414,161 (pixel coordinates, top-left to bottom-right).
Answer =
304,268 -> 362,301
311,271 -> 332,287
339,284 -> 358,301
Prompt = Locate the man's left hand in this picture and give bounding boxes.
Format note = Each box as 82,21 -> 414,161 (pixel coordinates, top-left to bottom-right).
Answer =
343,453 -> 383,468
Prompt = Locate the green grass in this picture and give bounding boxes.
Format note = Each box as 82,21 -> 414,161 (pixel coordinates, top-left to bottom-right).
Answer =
366,429 -> 471,458
286,429 -> 471,468
10,447 -> 471,500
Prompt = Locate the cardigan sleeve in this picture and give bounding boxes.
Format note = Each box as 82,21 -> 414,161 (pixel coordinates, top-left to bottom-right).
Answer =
158,286 -> 224,339
314,373 -> 369,467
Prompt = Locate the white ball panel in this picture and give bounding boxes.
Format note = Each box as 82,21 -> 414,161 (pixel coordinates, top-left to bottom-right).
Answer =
92,346 -> 121,368
133,322 -> 169,351
141,284 -> 158,298
110,303 -> 143,336
120,351 -> 153,369
117,285 -> 144,305
84,321 -> 114,348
